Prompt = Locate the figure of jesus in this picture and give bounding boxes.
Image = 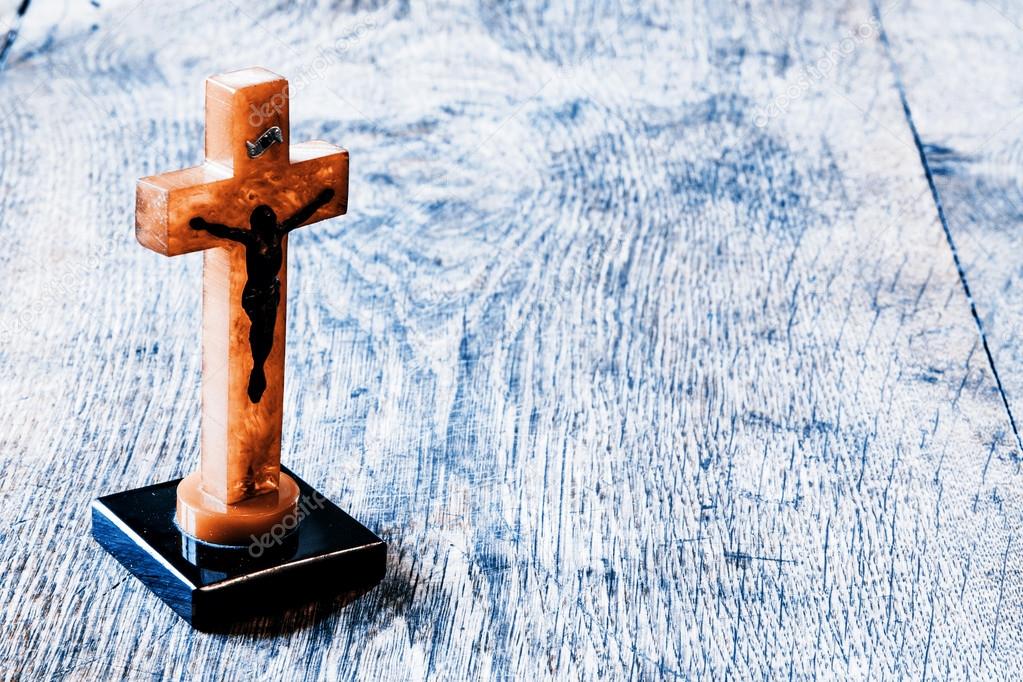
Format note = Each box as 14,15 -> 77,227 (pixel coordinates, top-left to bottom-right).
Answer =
190,187 -> 335,403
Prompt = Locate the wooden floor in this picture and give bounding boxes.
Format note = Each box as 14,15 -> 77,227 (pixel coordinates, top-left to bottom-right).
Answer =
2,1 -> 1023,679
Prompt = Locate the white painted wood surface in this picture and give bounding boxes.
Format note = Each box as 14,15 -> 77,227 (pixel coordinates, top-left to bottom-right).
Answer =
1,1 -> 1021,679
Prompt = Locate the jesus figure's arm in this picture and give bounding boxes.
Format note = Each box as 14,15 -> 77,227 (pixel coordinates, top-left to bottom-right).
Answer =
190,217 -> 252,244
279,188 -> 335,233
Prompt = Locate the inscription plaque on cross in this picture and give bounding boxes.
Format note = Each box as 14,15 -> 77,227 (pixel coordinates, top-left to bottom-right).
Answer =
135,67 -> 348,542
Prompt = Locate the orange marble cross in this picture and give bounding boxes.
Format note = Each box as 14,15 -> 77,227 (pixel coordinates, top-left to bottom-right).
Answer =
135,67 -> 348,542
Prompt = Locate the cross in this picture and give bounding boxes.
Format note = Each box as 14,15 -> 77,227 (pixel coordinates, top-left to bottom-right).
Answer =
135,68 -> 347,540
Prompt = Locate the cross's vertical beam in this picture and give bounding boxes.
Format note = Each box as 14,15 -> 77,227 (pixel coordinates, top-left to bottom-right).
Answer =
200,73 -> 291,504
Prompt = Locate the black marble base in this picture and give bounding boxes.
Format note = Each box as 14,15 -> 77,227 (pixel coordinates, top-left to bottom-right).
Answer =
91,466 -> 386,632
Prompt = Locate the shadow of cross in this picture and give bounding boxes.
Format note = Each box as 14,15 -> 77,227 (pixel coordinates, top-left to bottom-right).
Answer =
135,67 -> 348,510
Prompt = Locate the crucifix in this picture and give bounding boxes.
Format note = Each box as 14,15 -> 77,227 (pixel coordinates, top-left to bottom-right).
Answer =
134,67 -> 348,543
93,68 -> 385,630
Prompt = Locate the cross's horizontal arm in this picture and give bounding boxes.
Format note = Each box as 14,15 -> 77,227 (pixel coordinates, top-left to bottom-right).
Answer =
136,142 -> 348,257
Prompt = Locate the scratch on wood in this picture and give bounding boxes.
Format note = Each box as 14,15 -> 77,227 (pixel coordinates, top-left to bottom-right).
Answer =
0,0 -> 32,72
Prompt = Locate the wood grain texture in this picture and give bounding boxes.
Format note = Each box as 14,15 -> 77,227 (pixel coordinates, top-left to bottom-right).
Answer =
880,0 -> 1023,453
0,0 -> 1021,679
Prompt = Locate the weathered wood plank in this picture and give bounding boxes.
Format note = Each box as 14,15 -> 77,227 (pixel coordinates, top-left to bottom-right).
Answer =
0,0 -> 1020,679
880,0 -> 1023,452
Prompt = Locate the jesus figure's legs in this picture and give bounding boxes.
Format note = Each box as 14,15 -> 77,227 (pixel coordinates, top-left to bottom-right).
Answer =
241,281 -> 280,403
